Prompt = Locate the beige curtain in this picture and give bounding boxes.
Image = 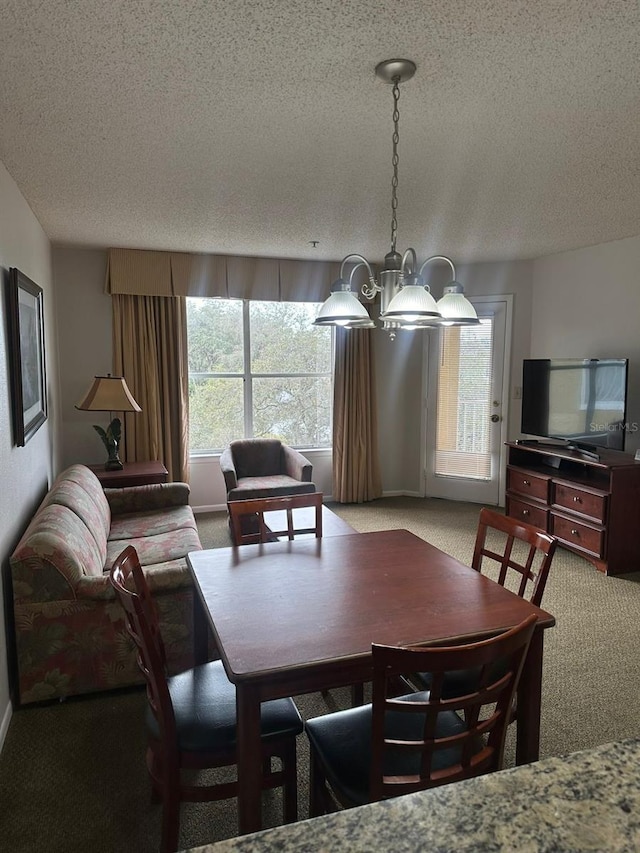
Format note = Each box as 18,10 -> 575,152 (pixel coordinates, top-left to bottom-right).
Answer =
332,326 -> 382,503
112,294 -> 189,483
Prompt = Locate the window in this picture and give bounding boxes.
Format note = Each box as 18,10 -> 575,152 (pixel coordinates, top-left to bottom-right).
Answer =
187,298 -> 332,453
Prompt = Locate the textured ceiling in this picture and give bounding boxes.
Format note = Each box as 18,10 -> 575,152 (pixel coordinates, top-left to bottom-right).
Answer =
0,0 -> 639,263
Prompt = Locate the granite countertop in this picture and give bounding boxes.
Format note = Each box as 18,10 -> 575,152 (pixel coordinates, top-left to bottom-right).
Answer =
183,738 -> 640,852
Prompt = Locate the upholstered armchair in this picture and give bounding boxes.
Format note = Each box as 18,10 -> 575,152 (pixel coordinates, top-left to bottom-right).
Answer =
220,439 -> 316,543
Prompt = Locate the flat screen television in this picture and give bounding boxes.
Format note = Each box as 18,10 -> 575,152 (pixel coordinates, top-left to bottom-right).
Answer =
521,358 -> 629,451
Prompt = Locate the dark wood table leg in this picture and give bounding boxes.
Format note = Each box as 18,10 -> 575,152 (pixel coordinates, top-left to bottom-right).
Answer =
236,683 -> 264,835
351,682 -> 365,706
192,586 -> 209,666
516,627 -> 543,765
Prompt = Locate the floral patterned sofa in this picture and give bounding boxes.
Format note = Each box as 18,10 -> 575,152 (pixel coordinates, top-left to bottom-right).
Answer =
10,464 -> 203,705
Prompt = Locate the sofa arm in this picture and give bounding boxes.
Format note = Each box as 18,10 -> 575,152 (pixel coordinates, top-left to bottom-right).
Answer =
105,482 -> 191,515
76,560 -> 193,600
219,446 -> 238,491
282,445 -> 313,482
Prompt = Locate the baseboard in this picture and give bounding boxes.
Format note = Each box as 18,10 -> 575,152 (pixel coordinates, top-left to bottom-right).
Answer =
0,700 -> 13,754
381,490 -> 422,498
193,504 -> 226,514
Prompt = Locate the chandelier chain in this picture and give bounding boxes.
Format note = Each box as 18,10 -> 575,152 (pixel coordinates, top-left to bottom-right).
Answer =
390,77 -> 401,254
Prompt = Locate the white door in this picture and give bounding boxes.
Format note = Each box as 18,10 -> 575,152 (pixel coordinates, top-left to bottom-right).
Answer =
423,297 -> 511,505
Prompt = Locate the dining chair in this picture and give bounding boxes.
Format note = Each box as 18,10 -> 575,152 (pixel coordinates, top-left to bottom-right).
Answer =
305,614 -> 537,815
228,492 -> 324,545
411,507 -> 557,699
109,545 -> 303,853
471,507 -> 558,606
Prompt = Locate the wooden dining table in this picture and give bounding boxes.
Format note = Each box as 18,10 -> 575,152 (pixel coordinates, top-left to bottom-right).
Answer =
187,528 -> 555,835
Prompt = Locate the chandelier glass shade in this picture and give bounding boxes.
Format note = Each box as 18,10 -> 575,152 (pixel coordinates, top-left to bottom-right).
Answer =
315,59 -> 479,332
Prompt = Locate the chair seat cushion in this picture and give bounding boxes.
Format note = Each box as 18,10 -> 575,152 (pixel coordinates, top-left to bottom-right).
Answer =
146,660 -> 303,753
228,477 -> 316,501
414,659 -> 508,698
305,692 -> 467,807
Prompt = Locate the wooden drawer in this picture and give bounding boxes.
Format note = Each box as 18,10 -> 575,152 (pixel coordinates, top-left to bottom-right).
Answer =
552,481 -> 607,523
550,512 -> 605,558
507,467 -> 550,502
507,496 -> 549,530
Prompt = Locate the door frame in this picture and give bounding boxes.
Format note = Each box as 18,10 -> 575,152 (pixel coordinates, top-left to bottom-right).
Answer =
420,294 -> 513,506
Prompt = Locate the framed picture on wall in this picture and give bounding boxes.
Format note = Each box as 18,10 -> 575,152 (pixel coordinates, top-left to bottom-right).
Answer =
7,267 -> 47,445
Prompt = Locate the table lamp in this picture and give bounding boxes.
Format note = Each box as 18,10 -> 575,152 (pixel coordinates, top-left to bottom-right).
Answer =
75,374 -> 141,470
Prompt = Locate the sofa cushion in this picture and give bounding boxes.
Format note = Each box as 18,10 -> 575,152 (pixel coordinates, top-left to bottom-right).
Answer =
229,476 -> 316,501
42,479 -> 110,556
58,464 -> 111,524
105,526 -> 203,570
105,482 -> 191,515
108,506 -> 198,541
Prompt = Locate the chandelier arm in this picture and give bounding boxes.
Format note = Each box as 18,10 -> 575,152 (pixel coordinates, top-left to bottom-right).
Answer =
400,248 -> 417,276
339,253 -> 375,281
418,255 -> 457,281
361,275 -> 381,300
347,261 -> 367,289
338,253 -> 379,298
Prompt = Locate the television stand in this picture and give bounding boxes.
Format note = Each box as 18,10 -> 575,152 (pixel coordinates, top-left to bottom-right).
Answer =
566,444 -> 600,462
506,441 -> 640,576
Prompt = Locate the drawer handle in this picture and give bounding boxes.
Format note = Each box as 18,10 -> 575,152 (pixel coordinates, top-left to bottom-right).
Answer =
523,479 -> 530,486
571,528 -> 580,536
522,509 -> 530,517
573,496 -> 582,503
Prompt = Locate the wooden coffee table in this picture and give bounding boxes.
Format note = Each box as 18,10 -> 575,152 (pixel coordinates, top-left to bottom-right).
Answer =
188,529 -> 555,834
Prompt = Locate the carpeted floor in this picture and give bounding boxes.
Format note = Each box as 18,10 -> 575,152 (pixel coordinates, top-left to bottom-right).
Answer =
1,496 -> 640,851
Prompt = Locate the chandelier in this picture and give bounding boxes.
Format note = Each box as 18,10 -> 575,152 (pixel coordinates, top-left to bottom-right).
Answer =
314,59 -> 479,332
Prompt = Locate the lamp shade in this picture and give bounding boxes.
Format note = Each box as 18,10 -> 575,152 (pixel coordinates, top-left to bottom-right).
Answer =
75,375 -> 141,412
436,284 -> 480,326
313,287 -> 373,327
379,284 -> 441,323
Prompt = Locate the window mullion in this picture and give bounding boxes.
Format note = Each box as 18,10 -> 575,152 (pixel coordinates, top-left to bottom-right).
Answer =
243,300 -> 252,438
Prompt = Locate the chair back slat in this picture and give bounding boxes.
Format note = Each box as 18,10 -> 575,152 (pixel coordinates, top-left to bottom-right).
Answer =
472,508 -> 557,606
369,614 -> 537,801
228,493 -> 323,545
109,546 -> 177,750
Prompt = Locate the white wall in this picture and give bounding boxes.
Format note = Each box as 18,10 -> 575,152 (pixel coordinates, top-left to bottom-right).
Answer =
0,162 -> 57,743
52,248 -> 112,468
531,235 -> 640,455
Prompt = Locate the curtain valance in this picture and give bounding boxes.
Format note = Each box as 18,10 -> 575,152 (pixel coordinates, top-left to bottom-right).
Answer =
105,248 -> 344,303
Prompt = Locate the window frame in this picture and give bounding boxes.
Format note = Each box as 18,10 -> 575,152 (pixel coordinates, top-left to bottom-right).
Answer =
187,298 -> 334,455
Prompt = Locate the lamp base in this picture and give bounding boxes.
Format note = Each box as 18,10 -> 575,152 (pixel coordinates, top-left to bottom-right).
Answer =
105,457 -> 124,471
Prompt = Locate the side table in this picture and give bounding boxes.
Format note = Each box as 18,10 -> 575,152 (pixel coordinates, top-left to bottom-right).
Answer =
88,461 -> 169,488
